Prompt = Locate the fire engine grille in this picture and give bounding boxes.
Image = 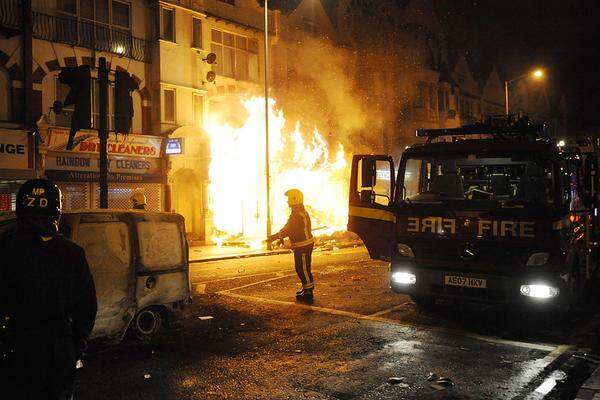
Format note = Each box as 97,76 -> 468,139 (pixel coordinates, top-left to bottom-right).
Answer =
430,284 -> 508,302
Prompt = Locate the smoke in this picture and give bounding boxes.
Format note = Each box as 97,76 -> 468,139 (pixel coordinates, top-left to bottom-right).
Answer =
273,33 -> 422,154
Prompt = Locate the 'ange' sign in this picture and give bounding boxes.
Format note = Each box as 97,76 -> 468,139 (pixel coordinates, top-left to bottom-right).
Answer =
405,216 -> 535,238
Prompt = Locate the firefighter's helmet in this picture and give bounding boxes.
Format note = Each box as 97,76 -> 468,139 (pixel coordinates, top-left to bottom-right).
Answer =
284,189 -> 304,206
130,191 -> 147,209
16,179 -> 62,218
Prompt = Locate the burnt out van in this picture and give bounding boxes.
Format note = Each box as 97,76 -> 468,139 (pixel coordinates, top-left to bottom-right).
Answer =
0,210 -> 190,342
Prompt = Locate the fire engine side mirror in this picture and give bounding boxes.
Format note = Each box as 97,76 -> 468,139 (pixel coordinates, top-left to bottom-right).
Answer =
361,158 -> 376,188
583,156 -> 597,209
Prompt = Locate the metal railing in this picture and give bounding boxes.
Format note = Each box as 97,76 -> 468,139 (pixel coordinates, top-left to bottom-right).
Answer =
0,0 -> 21,32
32,12 -> 151,63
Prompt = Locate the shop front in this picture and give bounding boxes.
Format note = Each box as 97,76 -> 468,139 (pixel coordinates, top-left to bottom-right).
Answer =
44,127 -> 165,211
0,129 -> 36,211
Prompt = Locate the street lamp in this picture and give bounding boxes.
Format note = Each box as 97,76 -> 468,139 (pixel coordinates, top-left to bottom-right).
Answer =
504,68 -> 544,115
263,0 -> 272,249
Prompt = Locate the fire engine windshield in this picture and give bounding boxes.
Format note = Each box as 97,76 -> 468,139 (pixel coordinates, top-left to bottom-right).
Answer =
401,155 -> 556,206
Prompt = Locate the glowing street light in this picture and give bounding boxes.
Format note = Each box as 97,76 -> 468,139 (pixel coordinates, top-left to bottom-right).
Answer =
504,68 -> 545,115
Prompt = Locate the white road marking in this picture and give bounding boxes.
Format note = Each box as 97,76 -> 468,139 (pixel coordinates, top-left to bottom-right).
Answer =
219,291 -> 560,352
216,274 -> 295,294
367,303 -> 412,317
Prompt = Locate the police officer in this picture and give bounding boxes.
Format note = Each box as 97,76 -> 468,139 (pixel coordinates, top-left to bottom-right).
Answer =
0,179 -> 97,400
268,189 -> 315,302
130,191 -> 147,210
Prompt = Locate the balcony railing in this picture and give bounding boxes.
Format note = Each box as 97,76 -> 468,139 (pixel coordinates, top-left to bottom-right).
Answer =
0,0 -> 21,32
32,12 -> 151,63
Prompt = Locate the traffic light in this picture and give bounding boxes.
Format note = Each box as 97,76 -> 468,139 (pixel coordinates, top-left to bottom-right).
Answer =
58,65 -> 91,149
114,70 -> 139,134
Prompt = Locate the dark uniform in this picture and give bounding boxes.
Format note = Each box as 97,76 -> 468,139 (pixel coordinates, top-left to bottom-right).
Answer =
0,179 -> 97,400
271,203 -> 315,298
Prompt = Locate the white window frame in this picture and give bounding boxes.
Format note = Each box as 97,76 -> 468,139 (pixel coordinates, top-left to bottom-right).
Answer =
162,87 -> 177,123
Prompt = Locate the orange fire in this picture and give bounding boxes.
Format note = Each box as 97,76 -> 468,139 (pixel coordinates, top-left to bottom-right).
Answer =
205,97 -> 349,246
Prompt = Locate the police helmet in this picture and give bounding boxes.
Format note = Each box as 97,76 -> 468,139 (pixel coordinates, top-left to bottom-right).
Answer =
16,179 -> 62,218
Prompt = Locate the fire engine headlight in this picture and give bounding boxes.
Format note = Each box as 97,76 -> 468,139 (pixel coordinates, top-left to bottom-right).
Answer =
391,271 -> 416,285
526,252 -> 550,266
520,284 -> 559,299
397,243 -> 415,258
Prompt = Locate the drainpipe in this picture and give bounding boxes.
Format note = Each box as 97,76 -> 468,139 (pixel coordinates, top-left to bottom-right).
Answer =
23,0 -> 33,126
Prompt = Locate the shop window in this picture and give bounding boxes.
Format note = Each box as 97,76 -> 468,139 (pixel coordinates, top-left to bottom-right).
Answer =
56,183 -> 90,210
161,7 -> 175,42
162,88 -> 176,123
192,17 -> 203,48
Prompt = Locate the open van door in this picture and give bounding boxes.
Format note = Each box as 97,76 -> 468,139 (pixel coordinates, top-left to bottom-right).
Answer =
348,155 -> 396,261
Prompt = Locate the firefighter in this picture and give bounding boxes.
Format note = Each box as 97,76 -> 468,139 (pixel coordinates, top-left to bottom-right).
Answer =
130,190 -> 147,210
0,179 -> 97,400
268,189 -> 315,302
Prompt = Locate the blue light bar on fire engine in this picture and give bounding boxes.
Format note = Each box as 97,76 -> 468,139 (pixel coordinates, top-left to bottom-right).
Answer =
416,122 -> 546,138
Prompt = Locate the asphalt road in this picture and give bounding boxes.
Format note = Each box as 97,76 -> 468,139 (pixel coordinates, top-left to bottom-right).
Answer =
77,247 -> 600,399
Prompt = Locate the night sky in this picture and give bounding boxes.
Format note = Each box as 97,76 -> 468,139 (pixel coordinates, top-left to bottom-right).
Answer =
436,0 -> 600,131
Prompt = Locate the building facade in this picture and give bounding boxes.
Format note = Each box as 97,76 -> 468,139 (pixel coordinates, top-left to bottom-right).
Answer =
0,0 -> 165,211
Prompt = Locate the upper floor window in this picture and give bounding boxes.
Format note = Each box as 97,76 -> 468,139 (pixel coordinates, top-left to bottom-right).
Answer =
54,75 -> 116,130
211,29 -> 258,82
59,0 -> 131,31
162,88 -> 176,123
192,17 -> 203,49
414,83 -> 426,108
161,7 -> 175,42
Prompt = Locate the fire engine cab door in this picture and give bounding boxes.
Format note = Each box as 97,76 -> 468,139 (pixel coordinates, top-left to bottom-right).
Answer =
348,155 -> 396,261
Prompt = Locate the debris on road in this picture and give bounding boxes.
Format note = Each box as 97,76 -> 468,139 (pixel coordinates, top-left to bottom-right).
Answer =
427,372 -> 438,381
573,352 -> 600,364
144,374 -> 151,379
295,349 -> 303,353
198,316 -> 214,321
387,376 -> 405,384
430,377 -> 454,391
460,347 -> 470,352
350,275 -> 361,281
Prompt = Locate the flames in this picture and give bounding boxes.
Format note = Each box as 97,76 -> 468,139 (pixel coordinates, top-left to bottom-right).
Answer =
205,97 -> 349,245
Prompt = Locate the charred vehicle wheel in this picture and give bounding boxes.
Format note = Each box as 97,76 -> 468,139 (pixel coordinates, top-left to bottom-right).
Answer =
131,307 -> 163,341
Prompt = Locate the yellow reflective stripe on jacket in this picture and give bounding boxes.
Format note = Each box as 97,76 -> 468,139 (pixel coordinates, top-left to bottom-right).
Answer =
291,237 -> 315,248
349,206 -> 396,223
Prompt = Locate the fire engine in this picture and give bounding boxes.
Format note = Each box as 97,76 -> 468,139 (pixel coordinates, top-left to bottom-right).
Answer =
348,116 -> 599,309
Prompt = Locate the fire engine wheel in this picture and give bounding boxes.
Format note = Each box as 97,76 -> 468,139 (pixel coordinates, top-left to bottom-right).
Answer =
131,307 -> 163,342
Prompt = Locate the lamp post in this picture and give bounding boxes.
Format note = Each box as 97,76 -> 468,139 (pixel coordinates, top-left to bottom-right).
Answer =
264,0 -> 272,249
504,69 -> 544,115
